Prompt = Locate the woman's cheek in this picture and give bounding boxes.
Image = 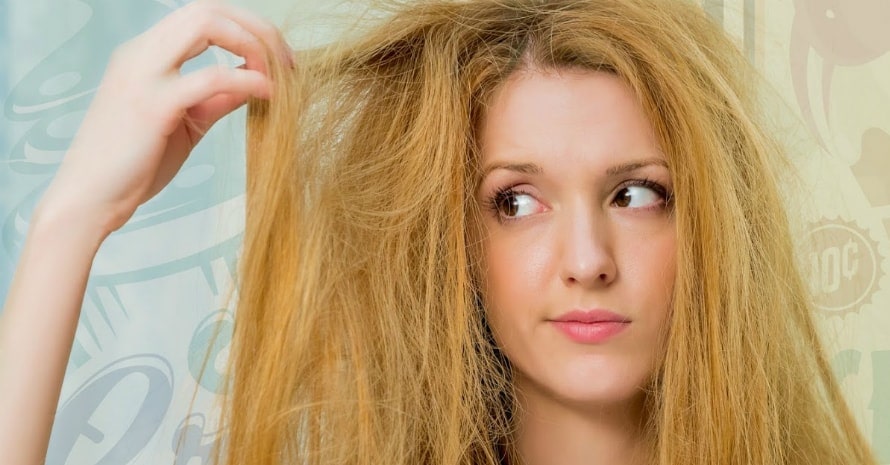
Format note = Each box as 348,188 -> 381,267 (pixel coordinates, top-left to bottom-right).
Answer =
485,225 -> 554,305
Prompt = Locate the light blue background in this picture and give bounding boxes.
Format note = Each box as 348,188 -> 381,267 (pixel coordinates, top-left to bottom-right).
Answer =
1,1 -> 241,463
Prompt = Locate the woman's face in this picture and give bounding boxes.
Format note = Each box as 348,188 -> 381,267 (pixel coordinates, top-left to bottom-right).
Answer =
477,69 -> 676,407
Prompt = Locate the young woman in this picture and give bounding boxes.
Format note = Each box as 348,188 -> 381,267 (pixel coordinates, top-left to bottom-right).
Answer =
0,0 -> 879,464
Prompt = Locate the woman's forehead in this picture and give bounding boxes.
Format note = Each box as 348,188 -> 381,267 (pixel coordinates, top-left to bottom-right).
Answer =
478,69 -> 663,172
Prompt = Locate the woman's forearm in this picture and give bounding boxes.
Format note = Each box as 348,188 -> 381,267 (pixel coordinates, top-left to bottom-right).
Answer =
0,3 -> 285,463
0,206 -> 107,465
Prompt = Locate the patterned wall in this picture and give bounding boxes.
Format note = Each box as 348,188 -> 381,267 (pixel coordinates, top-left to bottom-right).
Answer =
1,1 -> 241,463
0,0 -> 887,463
734,0 -> 890,458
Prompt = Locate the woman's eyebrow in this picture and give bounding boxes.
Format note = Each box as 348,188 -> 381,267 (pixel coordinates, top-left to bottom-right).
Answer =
605,158 -> 668,176
481,162 -> 543,177
481,157 -> 667,177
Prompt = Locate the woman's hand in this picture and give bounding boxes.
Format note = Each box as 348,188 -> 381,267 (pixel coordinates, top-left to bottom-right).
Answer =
37,0 -> 292,239
0,4 -> 291,465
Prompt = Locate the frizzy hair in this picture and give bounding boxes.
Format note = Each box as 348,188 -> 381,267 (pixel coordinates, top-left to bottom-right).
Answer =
211,1 -> 877,464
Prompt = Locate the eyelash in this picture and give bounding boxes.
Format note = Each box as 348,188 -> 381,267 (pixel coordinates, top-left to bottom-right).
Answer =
484,178 -> 673,223
616,178 -> 673,208
484,186 -> 535,223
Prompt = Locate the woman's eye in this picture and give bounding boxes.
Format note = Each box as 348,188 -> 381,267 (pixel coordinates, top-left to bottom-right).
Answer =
613,184 -> 665,209
492,190 -> 542,219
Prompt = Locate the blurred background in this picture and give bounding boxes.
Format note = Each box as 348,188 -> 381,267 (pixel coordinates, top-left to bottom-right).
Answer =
1,0 -> 888,463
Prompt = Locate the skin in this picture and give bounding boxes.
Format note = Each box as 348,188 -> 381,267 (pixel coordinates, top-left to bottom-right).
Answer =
477,69 -> 677,465
0,2 -> 289,464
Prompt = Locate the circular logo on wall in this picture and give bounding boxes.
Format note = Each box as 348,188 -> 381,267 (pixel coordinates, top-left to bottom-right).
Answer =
807,218 -> 883,316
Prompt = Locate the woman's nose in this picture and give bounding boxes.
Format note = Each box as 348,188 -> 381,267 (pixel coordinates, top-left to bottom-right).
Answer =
558,212 -> 617,288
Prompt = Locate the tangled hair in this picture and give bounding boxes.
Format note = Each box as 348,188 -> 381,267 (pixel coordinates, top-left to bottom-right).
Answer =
214,1 -> 878,464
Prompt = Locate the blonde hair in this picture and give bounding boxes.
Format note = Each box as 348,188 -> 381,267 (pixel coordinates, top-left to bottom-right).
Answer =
214,1 -> 878,464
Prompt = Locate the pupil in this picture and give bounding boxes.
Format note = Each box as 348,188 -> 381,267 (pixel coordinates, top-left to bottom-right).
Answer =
616,189 -> 631,207
499,194 -> 519,216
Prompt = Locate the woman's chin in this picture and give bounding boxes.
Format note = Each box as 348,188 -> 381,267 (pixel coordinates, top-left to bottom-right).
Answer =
515,369 -> 649,413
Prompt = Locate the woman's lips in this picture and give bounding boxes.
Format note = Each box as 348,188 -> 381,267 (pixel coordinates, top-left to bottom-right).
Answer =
549,309 -> 631,344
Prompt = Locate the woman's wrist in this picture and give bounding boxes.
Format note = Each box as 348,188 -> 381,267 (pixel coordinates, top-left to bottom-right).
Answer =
28,199 -> 113,254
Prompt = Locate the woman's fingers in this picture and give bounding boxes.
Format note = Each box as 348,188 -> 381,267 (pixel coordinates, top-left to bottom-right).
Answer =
156,11 -> 267,74
213,2 -> 294,66
131,64 -> 266,134
147,0 -> 292,73
187,92 -> 252,131
174,66 -> 269,110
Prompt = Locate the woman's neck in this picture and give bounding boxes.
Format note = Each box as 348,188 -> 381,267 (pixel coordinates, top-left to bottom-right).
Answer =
512,375 -> 649,465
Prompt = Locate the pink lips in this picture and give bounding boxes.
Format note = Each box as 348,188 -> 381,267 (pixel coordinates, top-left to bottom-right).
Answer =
549,309 -> 630,344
